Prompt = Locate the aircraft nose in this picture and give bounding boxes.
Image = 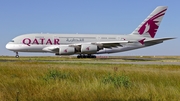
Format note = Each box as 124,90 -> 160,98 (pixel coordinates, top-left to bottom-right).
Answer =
6,43 -> 14,50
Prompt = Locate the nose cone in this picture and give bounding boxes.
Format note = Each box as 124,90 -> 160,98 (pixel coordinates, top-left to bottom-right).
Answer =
6,43 -> 14,51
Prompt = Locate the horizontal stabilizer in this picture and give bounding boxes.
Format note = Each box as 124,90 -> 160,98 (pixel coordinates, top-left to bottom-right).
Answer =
145,37 -> 175,43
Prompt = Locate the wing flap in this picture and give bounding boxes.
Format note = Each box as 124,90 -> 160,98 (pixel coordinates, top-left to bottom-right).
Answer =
92,41 -> 129,48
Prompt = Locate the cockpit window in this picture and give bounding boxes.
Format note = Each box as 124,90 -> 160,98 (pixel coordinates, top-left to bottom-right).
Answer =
11,40 -> 14,42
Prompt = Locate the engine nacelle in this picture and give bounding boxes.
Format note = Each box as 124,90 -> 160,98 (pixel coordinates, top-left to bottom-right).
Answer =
81,44 -> 98,54
57,46 -> 75,55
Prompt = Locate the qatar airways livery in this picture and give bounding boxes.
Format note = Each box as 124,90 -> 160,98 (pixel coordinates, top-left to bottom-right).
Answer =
6,6 -> 174,58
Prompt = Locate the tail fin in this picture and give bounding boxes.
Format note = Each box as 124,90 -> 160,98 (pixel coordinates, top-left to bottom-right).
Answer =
130,6 -> 168,38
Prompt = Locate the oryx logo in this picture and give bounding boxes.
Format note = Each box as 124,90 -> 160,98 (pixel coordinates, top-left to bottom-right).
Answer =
64,49 -> 68,53
138,8 -> 167,38
86,47 -> 90,51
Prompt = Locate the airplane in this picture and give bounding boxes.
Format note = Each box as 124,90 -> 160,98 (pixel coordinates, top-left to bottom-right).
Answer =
6,6 -> 175,58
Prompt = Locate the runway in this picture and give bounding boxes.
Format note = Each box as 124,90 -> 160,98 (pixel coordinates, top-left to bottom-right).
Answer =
1,56 -> 180,65
52,60 -> 180,65
1,60 -> 180,65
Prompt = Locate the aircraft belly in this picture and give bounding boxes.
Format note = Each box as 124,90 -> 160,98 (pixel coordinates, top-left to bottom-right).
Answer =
13,44 -> 46,52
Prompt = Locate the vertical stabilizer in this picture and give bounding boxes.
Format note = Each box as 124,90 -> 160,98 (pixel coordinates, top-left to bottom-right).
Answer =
130,6 -> 168,38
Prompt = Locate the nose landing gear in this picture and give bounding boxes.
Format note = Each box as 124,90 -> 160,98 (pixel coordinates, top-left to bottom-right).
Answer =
15,52 -> 19,58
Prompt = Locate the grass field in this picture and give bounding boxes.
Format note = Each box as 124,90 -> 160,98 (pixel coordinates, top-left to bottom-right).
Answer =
0,56 -> 180,101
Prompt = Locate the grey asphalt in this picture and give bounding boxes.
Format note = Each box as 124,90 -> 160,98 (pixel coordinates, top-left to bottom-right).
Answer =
0,58 -> 180,65
56,61 -> 180,65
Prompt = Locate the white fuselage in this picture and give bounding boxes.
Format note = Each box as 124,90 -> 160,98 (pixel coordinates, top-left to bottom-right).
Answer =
6,33 -> 157,55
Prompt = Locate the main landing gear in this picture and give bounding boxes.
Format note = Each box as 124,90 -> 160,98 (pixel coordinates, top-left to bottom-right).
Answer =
15,52 -> 19,58
77,54 -> 96,58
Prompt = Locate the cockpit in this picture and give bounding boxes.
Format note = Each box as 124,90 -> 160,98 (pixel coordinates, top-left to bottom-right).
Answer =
11,40 -> 14,42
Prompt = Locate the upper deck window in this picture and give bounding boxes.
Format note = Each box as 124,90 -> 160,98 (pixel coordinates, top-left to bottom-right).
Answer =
101,37 -> 107,39
108,37 -> 116,39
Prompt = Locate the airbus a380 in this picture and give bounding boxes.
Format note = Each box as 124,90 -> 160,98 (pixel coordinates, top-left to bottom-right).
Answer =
6,6 -> 175,58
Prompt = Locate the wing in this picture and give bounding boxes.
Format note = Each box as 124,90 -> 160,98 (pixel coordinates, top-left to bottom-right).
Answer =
42,37 -> 175,53
42,40 -> 131,53
68,40 -> 131,52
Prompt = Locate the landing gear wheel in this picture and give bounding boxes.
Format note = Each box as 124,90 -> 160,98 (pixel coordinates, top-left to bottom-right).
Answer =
83,55 -> 87,58
77,54 -> 96,58
15,52 -> 19,58
92,55 -> 96,58
77,54 -> 82,58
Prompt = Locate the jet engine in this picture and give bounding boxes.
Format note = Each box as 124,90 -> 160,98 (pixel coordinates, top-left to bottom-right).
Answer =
56,46 -> 75,55
81,44 -> 98,54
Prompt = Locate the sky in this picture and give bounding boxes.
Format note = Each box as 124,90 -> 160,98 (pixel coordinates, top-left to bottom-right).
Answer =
0,0 -> 179,56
